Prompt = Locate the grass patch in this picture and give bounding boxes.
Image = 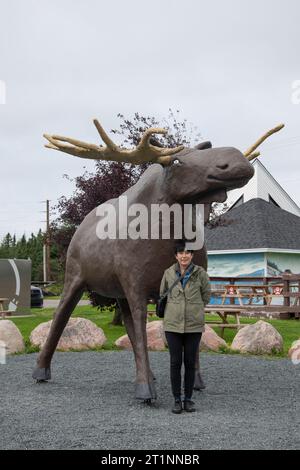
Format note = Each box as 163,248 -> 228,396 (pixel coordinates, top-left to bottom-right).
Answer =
44,292 -> 89,300
8,306 -> 300,356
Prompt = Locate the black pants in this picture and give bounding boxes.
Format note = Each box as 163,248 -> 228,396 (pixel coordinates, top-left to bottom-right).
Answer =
165,331 -> 202,401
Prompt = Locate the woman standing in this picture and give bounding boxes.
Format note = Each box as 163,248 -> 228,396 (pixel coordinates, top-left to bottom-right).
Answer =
160,242 -> 211,414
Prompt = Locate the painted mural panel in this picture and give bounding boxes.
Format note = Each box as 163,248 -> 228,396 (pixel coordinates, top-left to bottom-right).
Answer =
266,253 -> 300,306
207,252 -> 265,304
206,252 -> 300,305
207,252 -> 265,277
266,252 -> 300,276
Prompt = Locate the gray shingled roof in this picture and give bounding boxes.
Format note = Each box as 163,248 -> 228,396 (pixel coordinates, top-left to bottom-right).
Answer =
205,198 -> 300,251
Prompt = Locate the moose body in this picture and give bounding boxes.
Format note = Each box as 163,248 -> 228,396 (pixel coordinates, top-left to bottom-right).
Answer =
33,141 -> 254,399
33,120 -> 283,400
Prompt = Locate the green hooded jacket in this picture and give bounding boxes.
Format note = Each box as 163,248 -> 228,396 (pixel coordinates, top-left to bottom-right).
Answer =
160,263 -> 211,333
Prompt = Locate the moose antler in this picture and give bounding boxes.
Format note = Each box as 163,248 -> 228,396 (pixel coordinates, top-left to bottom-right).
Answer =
244,123 -> 285,161
44,119 -> 184,166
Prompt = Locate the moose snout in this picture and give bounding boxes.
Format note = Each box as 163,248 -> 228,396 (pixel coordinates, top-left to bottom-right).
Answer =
230,152 -> 254,181
206,148 -> 254,187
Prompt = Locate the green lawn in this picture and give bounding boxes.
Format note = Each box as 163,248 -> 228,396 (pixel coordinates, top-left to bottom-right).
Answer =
9,306 -> 300,356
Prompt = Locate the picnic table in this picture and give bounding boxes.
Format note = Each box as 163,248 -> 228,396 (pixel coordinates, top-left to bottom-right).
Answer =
220,284 -> 271,306
209,275 -> 300,320
205,283 -> 287,336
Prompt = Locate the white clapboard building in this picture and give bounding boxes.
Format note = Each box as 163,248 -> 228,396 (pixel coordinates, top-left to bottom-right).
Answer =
225,158 -> 300,217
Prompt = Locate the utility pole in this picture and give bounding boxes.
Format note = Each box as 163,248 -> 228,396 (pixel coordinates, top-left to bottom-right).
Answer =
46,199 -> 51,282
41,200 -> 51,282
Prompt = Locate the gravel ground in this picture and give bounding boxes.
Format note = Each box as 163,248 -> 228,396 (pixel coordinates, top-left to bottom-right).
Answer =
0,351 -> 299,450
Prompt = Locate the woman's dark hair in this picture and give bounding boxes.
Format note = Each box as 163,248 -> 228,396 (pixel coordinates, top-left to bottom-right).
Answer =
174,241 -> 193,254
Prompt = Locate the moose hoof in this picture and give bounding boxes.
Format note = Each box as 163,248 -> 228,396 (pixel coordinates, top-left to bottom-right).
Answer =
135,381 -> 157,400
32,367 -> 51,382
194,371 -> 206,391
149,370 -> 156,381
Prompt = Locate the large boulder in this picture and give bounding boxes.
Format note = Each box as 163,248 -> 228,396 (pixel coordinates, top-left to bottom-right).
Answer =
30,317 -> 106,351
231,320 -> 283,354
288,340 -> 300,364
0,320 -> 25,354
200,325 -> 228,352
115,320 -> 167,351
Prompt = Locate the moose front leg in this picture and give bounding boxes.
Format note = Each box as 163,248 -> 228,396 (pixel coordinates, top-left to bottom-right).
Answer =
32,274 -> 84,382
125,293 -> 157,401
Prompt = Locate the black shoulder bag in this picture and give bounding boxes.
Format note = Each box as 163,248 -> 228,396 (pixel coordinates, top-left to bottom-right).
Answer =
156,269 -> 190,318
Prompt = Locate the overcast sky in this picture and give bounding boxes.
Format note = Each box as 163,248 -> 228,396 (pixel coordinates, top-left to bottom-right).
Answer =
0,0 -> 299,239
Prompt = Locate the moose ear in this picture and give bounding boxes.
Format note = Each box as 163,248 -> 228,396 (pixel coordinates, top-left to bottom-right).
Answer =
195,141 -> 212,150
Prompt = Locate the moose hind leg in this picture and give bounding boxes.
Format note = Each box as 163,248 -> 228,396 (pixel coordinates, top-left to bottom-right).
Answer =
194,344 -> 206,390
32,277 -> 84,382
117,299 -> 136,351
118,298 -> 156,386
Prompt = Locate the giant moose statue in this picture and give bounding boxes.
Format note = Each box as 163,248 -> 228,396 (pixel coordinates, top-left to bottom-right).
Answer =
33,119 -> 284,401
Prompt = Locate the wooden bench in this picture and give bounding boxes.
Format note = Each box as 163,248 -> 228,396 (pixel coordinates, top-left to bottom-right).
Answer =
205,305 -> 245,338
0,298 -> 11,318
0,310 -> 13,319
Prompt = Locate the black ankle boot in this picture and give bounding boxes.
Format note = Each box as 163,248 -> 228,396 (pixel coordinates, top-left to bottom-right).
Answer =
183,400 -> 196,412
172,399 -> 182,414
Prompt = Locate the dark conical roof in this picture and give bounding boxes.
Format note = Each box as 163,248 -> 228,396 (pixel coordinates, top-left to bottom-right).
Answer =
205,198 -> 300,251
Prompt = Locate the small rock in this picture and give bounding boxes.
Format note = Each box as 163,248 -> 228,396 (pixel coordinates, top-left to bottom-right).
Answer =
30,317 -> 106,351
288,339 -> 300,364
0,320 -> 25,354
231,320 -> 283,354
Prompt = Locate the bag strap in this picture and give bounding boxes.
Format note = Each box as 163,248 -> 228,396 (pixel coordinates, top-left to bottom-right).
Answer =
160,265 -> 194,300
